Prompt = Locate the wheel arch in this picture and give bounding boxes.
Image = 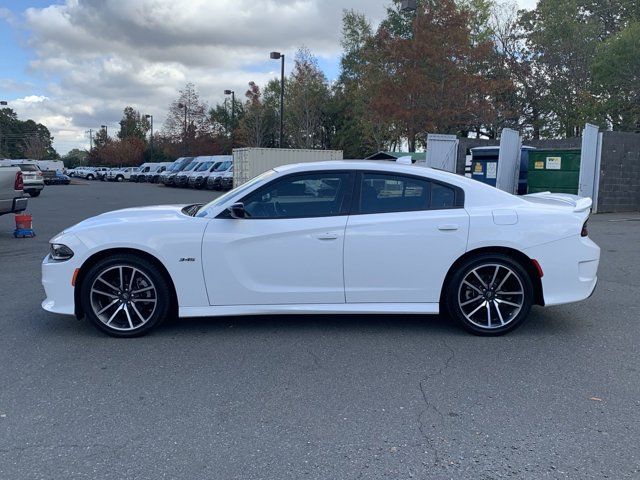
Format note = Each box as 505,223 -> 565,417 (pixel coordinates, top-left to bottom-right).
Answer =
439,246 -> 545,309
74,247 -> 178,319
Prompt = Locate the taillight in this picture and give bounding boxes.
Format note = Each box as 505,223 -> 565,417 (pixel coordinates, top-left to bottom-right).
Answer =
581,220 -> 589,237
14,171 -> 23,191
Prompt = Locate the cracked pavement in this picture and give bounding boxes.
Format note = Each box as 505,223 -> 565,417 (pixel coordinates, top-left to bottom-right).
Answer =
1,182 -> 639,479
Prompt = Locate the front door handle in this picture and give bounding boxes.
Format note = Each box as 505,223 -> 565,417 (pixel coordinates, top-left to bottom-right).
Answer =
438,224 -> 459,231
315,233 -> 339,240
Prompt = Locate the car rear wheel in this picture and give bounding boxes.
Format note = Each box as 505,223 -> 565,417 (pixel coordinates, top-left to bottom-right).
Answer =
80,254 -> 172,337
446,254 -> 533,336
29,190 -> 41,197
86,174 -> 94,180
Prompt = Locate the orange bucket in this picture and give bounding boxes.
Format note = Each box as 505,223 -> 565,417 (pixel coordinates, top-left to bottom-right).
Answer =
15,213 -> 33,230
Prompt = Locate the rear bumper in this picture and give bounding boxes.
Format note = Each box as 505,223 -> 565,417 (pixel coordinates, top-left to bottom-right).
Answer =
23,182 -> 44,192
524,235 -> 600,306
13,197 -> 28,213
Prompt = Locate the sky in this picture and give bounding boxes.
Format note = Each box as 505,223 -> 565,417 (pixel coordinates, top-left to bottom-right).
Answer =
0,0 -> 538,155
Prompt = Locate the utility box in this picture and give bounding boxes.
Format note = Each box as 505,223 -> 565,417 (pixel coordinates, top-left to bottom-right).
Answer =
527,149 -> 581,194
233,148 -> 343,187
470,146 -> 534,195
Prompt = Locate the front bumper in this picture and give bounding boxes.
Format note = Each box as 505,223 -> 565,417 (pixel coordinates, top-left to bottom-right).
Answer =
42,254 -> 78,315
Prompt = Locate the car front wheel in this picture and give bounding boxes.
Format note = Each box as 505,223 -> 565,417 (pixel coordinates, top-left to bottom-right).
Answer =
446,254 -> 533,336
80,254 -> 172,337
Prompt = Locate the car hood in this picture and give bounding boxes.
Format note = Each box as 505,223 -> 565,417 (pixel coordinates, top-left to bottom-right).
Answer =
63,205 -> 190,234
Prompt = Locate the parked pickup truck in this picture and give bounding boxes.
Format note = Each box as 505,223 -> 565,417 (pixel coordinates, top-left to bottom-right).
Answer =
0,166 -> 28,216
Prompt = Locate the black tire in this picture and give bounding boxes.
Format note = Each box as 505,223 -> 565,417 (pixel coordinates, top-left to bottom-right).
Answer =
116,175 -> 124,182
445,253 -> 533,336
29,190 -> 41,197
86,174 -> 94,180
80,254 -> 172,337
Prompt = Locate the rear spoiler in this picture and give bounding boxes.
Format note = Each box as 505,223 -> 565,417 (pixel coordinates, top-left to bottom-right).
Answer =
524,192 -> 592,213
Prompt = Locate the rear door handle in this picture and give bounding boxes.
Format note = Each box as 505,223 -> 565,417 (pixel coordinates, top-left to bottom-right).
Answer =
315,233 -> 339,240
438,224 -> 459,231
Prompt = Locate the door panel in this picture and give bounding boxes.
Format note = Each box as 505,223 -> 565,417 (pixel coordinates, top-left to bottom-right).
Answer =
202,217 -> 347,305
344,209 -> 469,303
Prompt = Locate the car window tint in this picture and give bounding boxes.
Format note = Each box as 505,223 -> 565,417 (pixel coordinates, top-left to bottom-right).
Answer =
431,183 -> 456,208
243,172 -> 350,219
19,164 -> 39,172
359,173 -> 430,214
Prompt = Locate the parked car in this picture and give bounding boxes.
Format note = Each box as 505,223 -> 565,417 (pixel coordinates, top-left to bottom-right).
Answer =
141,162 -> 173,183
0,165 -> 28,216
130,163 -> 159,182
188,160 -> 220,189
159,157 -> 194,187
46,172 -> 71,185
106,167 -> 139,182
42,160 -> 600,337
174,159 -> 205,188
206,159 -> 233,190
219,165 -> 233,190
16,162 -> 45,197
95,167 -> 111,181
74,167 -> 99,180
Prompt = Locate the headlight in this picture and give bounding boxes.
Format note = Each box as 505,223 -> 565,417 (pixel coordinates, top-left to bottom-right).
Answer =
50,243 -> 74,261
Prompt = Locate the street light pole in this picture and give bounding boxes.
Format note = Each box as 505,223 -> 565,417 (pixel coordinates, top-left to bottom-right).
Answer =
144,114 -> 154,158
224,90 -> 235,152
0,101 -> 7,155
101,125 -> 108,138
177,102 -> 188,155
270,52 -> 285,148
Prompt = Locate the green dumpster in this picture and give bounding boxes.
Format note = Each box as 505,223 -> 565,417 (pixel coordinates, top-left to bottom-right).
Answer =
527,149 -> 581,194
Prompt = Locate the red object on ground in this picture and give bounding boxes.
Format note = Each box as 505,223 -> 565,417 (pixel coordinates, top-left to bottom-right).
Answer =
15,213 -> 33,230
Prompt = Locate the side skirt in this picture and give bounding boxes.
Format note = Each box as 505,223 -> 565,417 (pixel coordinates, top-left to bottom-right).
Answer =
179,303 -> 440,318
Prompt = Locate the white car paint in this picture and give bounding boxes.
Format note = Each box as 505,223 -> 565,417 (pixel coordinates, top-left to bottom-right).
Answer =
42,161 -> 600,331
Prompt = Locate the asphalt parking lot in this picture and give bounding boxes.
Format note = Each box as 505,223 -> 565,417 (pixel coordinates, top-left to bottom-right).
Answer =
0,181 -> 639,479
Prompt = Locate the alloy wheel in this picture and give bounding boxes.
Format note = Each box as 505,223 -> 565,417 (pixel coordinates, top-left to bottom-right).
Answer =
89,265 -> 157,332
457,264 -> 524,330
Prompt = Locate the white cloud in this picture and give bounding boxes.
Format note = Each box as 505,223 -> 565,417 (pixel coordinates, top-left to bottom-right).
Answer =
10,0 -> 535,154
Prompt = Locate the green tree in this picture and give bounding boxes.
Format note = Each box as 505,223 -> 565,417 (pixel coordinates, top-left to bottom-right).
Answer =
592,22 -> 640,131
118,106 -> 150,141
62,148 -> 88,168
0,108 -> 58,159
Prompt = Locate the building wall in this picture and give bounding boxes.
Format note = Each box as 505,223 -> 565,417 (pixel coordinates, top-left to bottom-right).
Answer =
598,132 -> 640,213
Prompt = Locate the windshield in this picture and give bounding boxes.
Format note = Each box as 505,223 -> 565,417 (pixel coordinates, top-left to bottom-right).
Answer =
214,161 -> 232,172
19,164 -> 39,172
209,162 -> 221,172
182,161 -> 198,172
196,162 -> 213,172
196,169 -> 276,217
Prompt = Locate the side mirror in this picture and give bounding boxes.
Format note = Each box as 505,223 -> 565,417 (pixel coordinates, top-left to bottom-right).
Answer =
228,202 -> 246,219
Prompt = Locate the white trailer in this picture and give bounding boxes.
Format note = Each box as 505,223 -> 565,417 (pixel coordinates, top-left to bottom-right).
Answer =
233,148 -> 343,187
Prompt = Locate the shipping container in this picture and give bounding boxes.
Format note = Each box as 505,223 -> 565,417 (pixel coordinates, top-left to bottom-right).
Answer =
470,146 -> 534,195
527,149 -> 581,194
233,148 -> 343,186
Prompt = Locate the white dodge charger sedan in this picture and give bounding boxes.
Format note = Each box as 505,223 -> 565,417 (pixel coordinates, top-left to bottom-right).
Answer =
42,161 -> 600,337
